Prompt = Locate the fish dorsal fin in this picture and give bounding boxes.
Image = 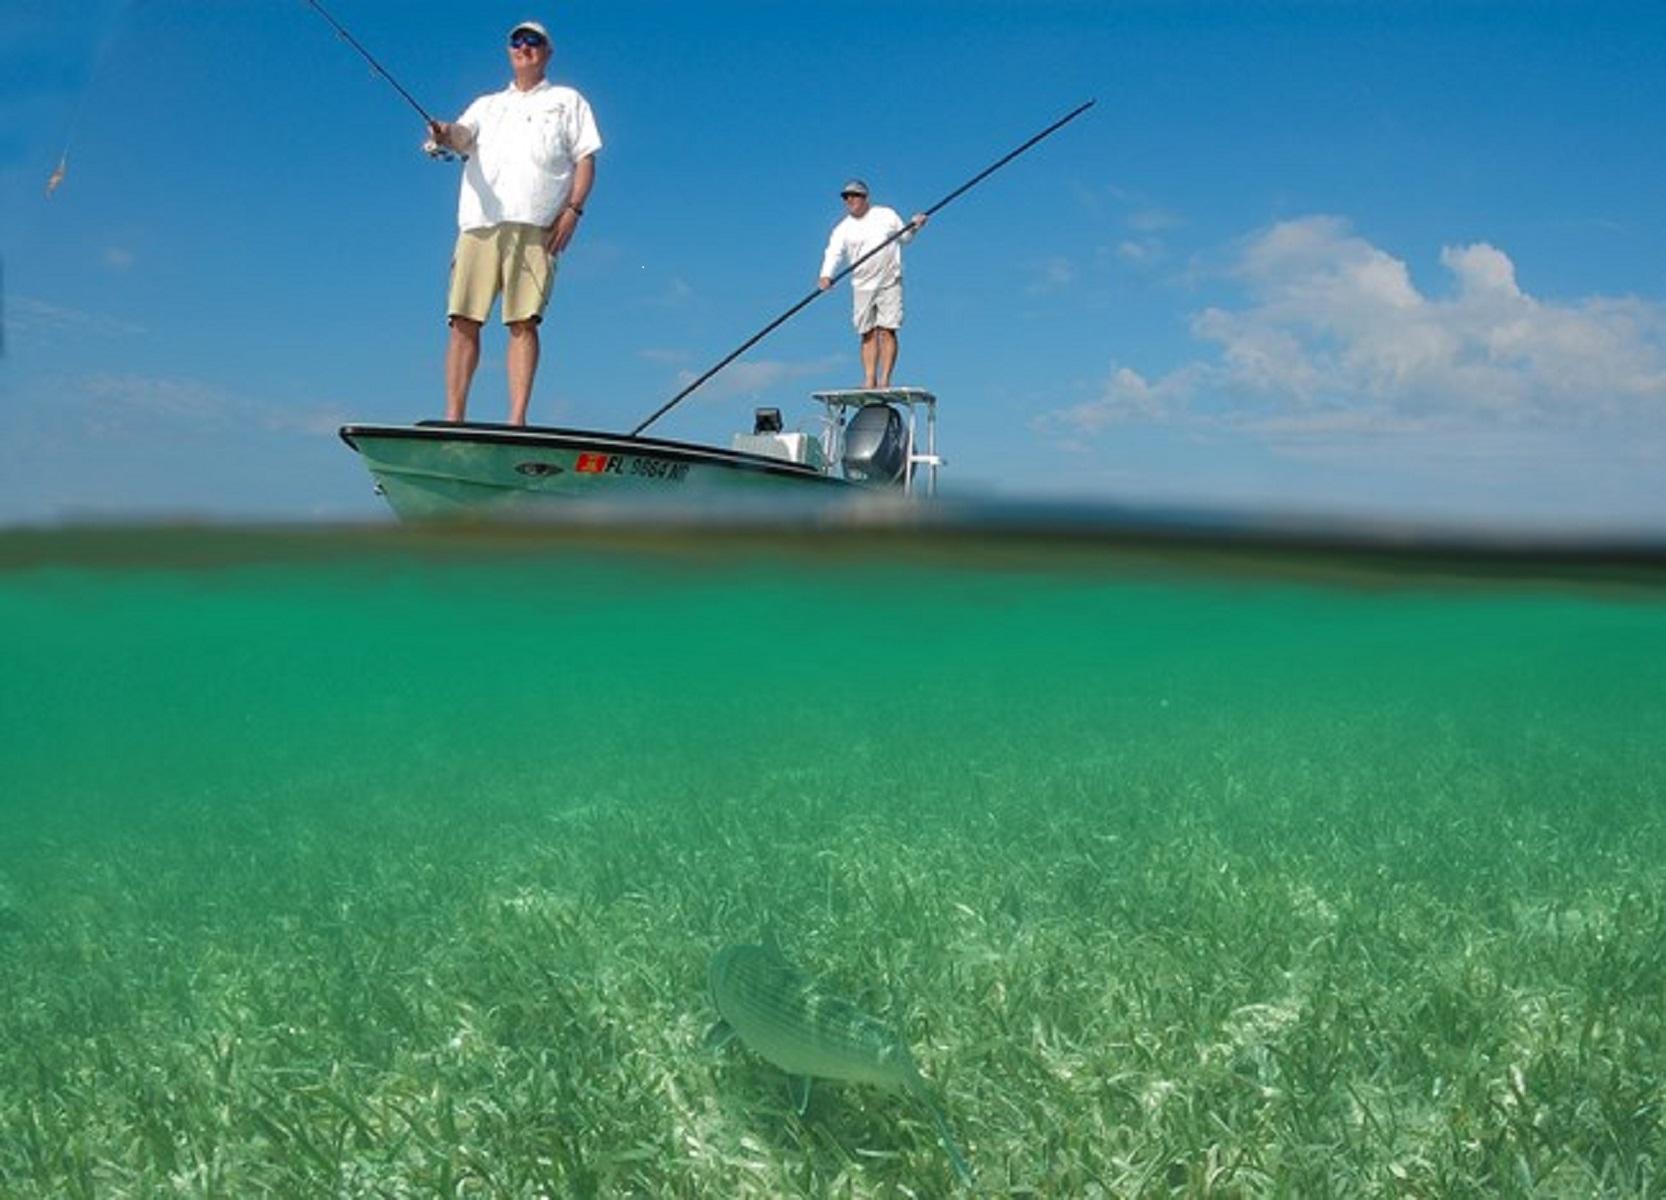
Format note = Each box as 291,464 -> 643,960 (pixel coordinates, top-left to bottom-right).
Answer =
703,1019 -> 737,1051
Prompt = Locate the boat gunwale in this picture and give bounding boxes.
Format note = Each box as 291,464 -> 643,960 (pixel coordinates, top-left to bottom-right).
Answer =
338,421 -> 850,486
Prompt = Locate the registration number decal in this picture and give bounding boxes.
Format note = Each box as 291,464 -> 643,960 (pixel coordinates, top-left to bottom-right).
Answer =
573,453 -> 689,482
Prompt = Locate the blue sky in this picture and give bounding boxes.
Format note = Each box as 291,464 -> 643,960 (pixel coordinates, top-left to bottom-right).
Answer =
4,1 -> 1665,530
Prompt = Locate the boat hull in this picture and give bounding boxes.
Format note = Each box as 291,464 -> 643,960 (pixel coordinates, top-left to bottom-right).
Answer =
339,421 -> 848,520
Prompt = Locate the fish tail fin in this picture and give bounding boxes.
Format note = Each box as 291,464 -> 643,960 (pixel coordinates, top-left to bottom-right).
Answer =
909,1076 -> 973,1187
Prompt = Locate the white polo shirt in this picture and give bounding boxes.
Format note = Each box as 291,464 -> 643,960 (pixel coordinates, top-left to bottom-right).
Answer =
454,80 -> 602,231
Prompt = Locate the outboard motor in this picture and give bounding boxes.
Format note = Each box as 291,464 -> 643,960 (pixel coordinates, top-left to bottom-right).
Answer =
841,403 -> 908,485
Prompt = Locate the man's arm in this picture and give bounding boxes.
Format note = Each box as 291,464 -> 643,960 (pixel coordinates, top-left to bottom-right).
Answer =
888,206 -> 927,244
548,154 -> 595,255
818,224 -> 845,289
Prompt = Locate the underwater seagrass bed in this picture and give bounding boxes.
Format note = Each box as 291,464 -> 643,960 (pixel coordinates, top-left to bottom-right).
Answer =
2,525 -> 1664,1197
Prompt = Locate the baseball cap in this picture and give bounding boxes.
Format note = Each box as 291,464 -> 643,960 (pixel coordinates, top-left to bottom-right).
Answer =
509,20 -> 551,41
839,179 -> 870,197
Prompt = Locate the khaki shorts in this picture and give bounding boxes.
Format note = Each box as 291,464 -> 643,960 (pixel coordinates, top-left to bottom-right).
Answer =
447,223 -> 556,325
853,282 -> 903,334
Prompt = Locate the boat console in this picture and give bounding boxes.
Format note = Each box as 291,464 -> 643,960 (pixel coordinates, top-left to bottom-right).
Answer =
728,387 -> 941,495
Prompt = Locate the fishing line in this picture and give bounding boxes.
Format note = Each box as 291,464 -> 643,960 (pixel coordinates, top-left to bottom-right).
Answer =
298,0 -> 455,159
45,0 -> 142,197
629,99 -> 1096,437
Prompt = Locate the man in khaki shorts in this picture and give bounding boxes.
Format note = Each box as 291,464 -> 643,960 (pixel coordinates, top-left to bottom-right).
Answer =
426,19 -> 602,425
817,180 -> 927,389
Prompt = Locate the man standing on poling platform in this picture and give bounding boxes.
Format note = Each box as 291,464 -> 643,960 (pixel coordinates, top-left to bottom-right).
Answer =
817,179 -> 927,390
426,19 -> 601,425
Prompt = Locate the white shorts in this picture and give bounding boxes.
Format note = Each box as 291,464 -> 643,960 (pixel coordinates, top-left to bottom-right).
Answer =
852,282 -> 903,334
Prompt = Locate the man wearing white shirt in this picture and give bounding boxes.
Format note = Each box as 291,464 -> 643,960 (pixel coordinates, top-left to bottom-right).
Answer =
817,180 -> 927,389
426,20 -> 602,425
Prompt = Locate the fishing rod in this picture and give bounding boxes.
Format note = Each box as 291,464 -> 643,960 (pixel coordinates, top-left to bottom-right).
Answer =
299,0 -> 454,158
629,98 -> 1096,437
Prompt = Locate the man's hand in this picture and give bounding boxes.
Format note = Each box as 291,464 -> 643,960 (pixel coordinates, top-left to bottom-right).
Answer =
910,212 -> 929,231
818,276 -> 833,291
547,207 -> 582,256
426,120 -> 473,156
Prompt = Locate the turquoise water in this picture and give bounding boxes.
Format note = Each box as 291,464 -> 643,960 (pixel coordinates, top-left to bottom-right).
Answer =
3,526 -> 1664,1196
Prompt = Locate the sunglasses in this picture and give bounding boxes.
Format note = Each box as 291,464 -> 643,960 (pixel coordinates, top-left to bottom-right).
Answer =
509,32 -> 547,49
841,192 -> 864,200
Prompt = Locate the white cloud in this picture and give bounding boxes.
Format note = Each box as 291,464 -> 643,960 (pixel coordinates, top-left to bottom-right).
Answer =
1099,189 -> 1183,267
1044,365 -> 1198,434
263,405 -> 350,437
103,247 -> 135,271
78,373 -> 235,428
8,296 -> 146,338
1045,215 -> 1666,440
671,355 -> 843,403
1127,207 -> 1182,234
1116,238 -> 1159,263
1026,255 -> 1078,294
648,275 -> 696,307
32,371 -> 342,440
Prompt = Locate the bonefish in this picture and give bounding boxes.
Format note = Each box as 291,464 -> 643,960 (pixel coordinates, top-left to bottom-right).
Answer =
706,933 -> 972,1185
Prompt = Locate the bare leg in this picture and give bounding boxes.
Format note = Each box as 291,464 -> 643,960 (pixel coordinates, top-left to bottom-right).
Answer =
860,330 -> 878,388
876,328 -> 899,388
445,317 -> 482,421
507,319 -> 541,426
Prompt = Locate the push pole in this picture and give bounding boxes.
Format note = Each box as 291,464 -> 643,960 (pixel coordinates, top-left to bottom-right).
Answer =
629,99 -> 1095,437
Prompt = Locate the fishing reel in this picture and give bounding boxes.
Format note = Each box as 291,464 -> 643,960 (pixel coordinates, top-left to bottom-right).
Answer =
422,138 -> 458,163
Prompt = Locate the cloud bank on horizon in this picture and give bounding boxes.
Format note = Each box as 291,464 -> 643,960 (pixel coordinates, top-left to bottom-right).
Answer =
1045,215 -> 1666,450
